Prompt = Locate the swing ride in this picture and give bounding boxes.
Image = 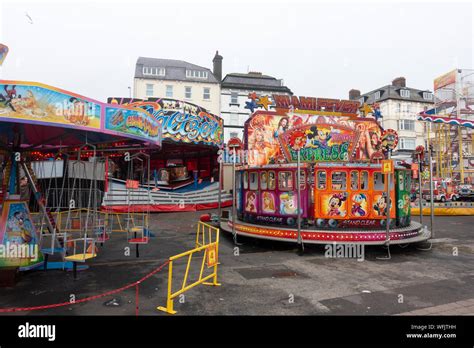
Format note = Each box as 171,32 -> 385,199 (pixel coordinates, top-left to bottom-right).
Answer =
0,79 -> 161,278
221,94 -> 431,246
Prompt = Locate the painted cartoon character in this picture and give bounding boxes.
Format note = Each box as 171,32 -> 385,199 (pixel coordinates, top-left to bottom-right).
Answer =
288,130 -> 307,150
351,193 -> 367,216
280,192 -> 298,215
374,193 -> 390,216
262,192 -> 276,213
11,211 -> 33,243
0,85 -> 17,111
306,126 -> 332,150
328,193 -> 346,216
245,192 -> 257,213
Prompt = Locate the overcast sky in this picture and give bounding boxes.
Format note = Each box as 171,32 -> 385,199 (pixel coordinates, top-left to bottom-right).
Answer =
1,0 -> 472,102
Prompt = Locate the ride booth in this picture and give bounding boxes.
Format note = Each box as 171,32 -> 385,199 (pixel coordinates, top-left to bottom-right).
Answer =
104,97 -> 226,212
222,94 -> 431,246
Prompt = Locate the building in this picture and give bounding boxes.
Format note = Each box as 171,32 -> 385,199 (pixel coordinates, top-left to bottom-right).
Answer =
351,77 -> 435,160
133,56 -> 221,115
220,70 -> 293,142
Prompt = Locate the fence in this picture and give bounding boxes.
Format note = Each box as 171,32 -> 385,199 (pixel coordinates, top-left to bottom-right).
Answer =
157,221 -> 220,314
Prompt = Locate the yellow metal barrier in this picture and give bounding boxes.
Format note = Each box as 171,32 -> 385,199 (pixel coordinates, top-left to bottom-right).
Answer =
158,221 -> 221,315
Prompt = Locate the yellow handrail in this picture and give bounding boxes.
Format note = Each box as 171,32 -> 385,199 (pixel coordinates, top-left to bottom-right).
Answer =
158,221 -> 220,315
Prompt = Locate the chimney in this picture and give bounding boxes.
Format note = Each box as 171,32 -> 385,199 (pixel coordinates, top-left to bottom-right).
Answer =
212,50 -> 223,83
349,89 -> 361,100
392,77 -> 406,87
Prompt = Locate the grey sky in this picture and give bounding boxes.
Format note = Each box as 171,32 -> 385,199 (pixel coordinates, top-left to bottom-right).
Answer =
1,0 -> 472,102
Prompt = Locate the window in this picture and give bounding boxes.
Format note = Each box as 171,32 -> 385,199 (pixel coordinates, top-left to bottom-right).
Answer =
398,172 -> 404,191
374,172 -> 385,191
350,171 -> 359,190
331,171 -> 347,190
400,89 -> 410,98
396,103 -> 401,113
143,67 -> 165,76
361,171 -> 368,190
278,171 -> 293,190
243,171 -> 248,189
229,113 -> 239,125
268,171 -> 276,190
317,170 -> 326,190
398,119 -> 415,131
298,170 -> 306,190
231,92 -> 238,104
166,85 -> 173,98
203,87 -> 210,100
185,86 -> 192,99
423,92 -> 433,100
186,70 -> 208,79
399,138 -> 416,150
260,172 -> 268,190
374,91 -> 381,100
249,172 -> 258,190
146,84 -> 153,97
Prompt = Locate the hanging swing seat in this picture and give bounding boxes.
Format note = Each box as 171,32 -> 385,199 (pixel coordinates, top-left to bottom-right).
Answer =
128,237 -> 149,244
41,247 -> 66,255
64,238 -> 97,262
96,234 -> 110,243
127,226 -> 150,244
64,253 -> 97,262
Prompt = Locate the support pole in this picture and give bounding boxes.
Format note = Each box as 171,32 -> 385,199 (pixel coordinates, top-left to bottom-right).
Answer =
231,150 -> 237,244
418,153 -> 423,224
385,149 -> 391,244
296,149 -> 303,253
428,141 -> 435,238
217,147 -> 223,226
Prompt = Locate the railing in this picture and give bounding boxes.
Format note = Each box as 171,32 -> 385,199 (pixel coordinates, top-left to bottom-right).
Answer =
157,221 -> 220,315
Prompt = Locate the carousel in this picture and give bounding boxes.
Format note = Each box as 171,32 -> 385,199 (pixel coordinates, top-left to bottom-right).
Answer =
221,94 -> 431,247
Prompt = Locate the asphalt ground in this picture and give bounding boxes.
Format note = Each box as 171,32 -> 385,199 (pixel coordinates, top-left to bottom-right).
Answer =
0,211 -> 473,316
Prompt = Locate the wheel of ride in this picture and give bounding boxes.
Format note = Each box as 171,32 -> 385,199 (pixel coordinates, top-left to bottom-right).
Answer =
287,217 -> 295,226
440,196 -> 446,203
328,219 -> 338,229
316,218 -> 326,228
380,219 -> 386,228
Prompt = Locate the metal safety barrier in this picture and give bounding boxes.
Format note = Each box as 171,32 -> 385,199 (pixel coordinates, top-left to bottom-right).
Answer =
157,221 -> 221,314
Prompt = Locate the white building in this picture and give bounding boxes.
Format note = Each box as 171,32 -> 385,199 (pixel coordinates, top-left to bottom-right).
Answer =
353,77 -> 435,160
133,56 -> 221,115
220,72 -> 293,143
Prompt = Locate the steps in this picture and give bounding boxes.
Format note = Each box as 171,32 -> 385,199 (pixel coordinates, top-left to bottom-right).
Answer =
103,182 -> 233,207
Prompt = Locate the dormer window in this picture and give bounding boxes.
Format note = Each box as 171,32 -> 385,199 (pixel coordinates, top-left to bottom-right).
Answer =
400,89 -> 410,98
143,67 -> 165,76
374,91 -> 381,100
186,70 -> 208,79
423,92 -> 433,100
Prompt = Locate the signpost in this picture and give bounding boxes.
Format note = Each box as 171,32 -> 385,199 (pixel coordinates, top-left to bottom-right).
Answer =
378,129 -> 398,260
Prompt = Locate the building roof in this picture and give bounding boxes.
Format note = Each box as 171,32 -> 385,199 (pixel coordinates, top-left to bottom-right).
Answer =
135,57 -> 219,84
221,72 -> 293,94
360,84 -> 434,105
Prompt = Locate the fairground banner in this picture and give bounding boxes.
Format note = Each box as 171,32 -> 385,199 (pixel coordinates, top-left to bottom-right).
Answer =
108,97 -> 223,146
245,110 -> 383,165
0,80 -> 162,146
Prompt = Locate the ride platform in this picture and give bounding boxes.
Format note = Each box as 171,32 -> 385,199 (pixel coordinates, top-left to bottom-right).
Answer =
221,218 -> 430,245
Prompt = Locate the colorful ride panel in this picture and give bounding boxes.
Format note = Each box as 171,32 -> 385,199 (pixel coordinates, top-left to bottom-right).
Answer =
0,80 -> 162,146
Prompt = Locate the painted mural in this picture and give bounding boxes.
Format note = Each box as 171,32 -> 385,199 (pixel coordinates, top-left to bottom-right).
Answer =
0,81 -> 162,146
0,82 -> 101,129
0,201 -> 43,270
105,106 -> 161,144
245,111 -> 382,166
107,97 -> 223,146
